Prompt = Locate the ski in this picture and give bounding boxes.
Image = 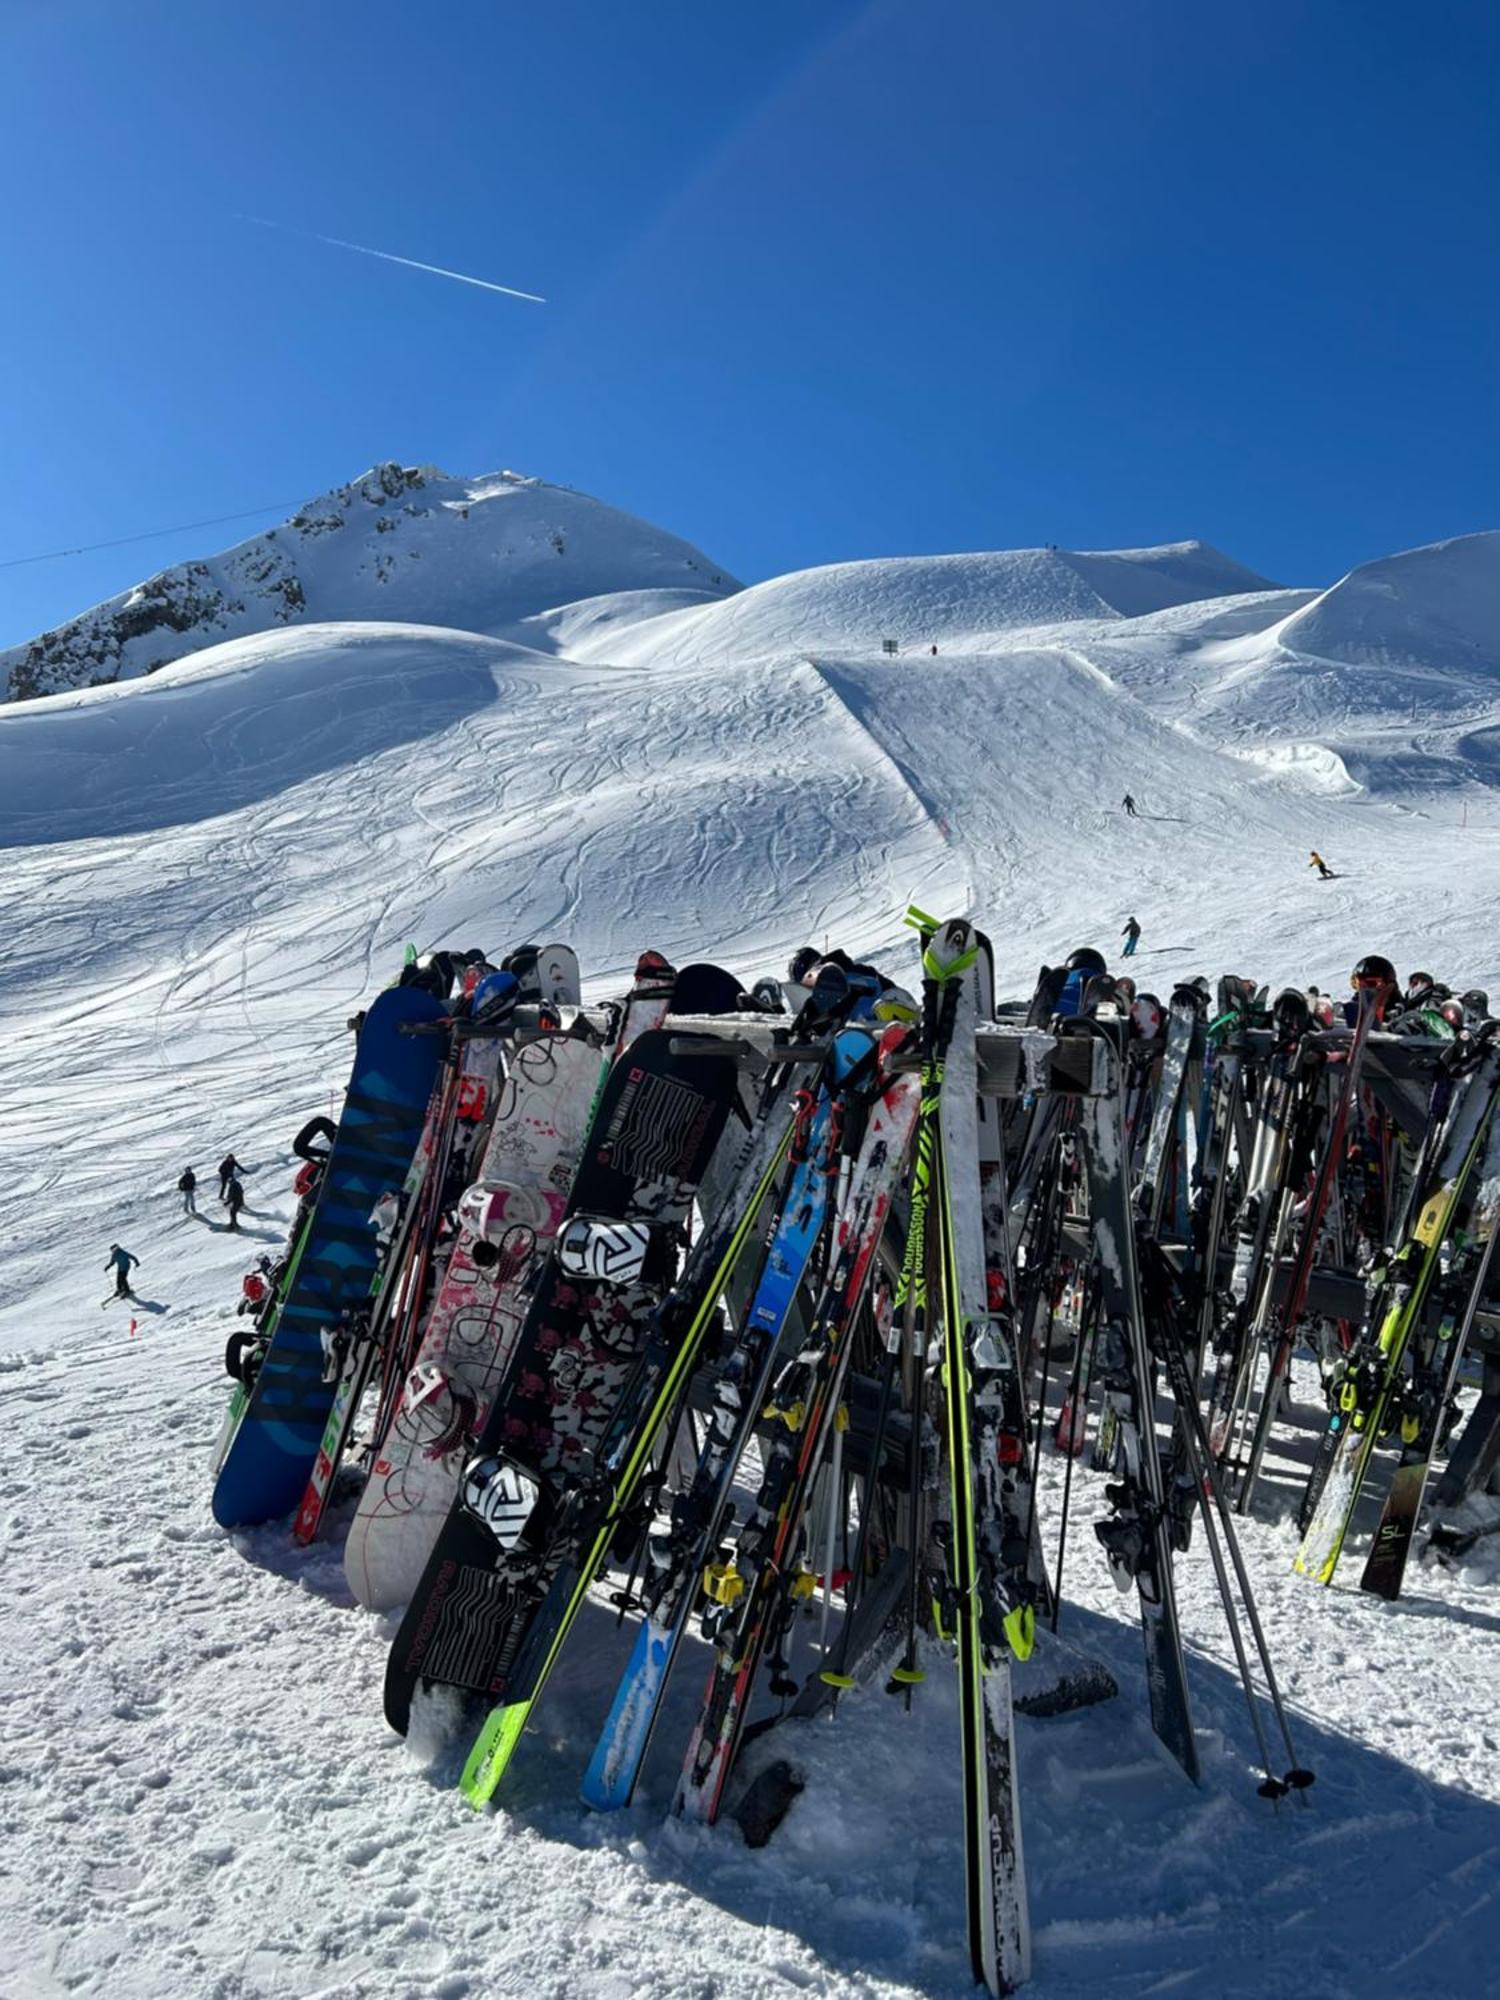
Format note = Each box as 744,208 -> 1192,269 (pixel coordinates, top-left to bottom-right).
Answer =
1295,1035 -> 1500,1585
673,1032 -> 922,1825
929,918 -> 1031,1995
579,1027 -> 872,1812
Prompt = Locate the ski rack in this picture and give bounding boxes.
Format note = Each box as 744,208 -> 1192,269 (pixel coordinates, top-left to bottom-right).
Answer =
664,1014 -> 1113,1099
501,1007 -> 1114,1100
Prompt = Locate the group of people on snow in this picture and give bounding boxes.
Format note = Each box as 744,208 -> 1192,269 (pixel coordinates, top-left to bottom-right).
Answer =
177,1152 -> 246,1227
108,1153 -> 249,1304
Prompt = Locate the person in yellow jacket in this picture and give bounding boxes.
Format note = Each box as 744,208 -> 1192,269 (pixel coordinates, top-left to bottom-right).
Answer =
1309,850 -> 1334,880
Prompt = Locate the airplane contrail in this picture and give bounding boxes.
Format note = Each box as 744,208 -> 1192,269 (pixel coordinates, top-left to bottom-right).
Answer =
242,215 -> 546,303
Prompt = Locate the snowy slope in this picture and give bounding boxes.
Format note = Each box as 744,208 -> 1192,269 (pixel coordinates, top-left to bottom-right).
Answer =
1279,530 -> 1500,672
6,493 -> 1500,1998
1080,533 -> 1500,794
562,540 -> 1275,669
0,464 -> 738,700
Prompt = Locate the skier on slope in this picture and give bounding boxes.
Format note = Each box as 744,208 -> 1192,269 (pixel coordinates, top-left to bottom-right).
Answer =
105,1243 -> 139,1299
177,1166 -> 197,1216
225,1175 -> 246,1233
1309,850 -> 1334,881
1122,915 -> 1142,959
1122,793 -> 1138,818
218,1152 -> 242,1201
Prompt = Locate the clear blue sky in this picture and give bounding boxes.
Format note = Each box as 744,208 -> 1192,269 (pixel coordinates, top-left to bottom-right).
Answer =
3,0 -> 1498,646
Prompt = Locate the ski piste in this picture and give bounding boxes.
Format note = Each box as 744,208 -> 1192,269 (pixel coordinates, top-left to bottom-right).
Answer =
1073,1012 -> 1200,1785
454,1032 -> 827,1805
1359,1105 -> 1500,1599
579,1027 -> 872,1813
291,971 -> 516,1547
212,984 -> 447,1529
1236,971 -> 1390,1510
1294,1035 -> 1500,1585
383,1021 -> 742,1742
672,1022 -> 922,1827
928,917 -> 1031,1996
343,1025 -> 601,1609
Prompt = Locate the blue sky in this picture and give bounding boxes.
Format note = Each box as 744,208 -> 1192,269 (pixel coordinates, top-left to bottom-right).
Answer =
2,0 -> 1497,646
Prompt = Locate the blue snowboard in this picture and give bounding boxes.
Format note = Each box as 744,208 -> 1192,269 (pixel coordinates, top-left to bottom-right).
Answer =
212,984 -> 448,1529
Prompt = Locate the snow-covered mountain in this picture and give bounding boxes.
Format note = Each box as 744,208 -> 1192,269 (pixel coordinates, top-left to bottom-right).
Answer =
6,472 -> 1500,2000
0,463 -> 737,700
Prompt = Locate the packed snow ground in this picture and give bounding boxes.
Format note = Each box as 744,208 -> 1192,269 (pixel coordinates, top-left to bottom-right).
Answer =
4,486 -> 1500,1998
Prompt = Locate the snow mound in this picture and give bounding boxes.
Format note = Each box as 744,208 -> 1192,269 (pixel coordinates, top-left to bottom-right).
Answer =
513,585 -> 732,655
568,542 -> 1273,670
1278,531 -> 1500,673
1,464 -> 739,701
0,622 -> 545,843
1235,741 -> 1361,793
1061,540 -> 1278,617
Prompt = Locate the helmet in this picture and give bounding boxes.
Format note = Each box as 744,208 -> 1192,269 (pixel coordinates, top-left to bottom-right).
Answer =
1352,954 -> 1397,987
1065,947 -> 1107,975
788,946 -> 821,985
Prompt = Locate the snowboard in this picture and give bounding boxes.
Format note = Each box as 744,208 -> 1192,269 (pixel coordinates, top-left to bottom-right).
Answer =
343,1025 -> 601,1608
211,984 -> 447,1529
383,1025 -> 740,1734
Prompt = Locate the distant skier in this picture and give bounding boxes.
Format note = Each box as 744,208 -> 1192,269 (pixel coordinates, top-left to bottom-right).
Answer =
177,1167 -> 197,1216
930,644 -> 938,656
1122,793 -> 1138,818
105,1243 -> 139,1300
1309,850 -> 1334,881
225,1175 -> 246,1233
218,1152 -> 242,1202
1122,916 -> 1142,959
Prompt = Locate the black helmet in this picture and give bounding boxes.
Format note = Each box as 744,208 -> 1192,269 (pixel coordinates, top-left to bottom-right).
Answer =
1065,947 -> 1107,975
787,946 -> 820,984
1353,954 -> 1397,986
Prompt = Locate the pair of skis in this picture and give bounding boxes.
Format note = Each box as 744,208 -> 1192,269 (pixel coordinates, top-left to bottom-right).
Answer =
1294,1033 -> 1500,1586
581,1027 -> 873,1811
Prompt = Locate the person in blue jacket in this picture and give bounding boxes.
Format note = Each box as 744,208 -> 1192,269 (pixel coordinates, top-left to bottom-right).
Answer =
105,1244 -> 139,1299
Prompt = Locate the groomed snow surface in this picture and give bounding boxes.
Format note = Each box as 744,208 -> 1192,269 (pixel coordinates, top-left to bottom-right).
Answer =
4,477 -> 1500,1998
